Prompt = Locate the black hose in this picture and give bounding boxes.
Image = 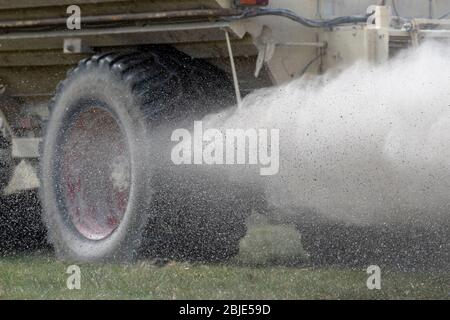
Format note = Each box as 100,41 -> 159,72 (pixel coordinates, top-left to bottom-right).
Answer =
228,8 -> 372,28
299,54 -> 322,78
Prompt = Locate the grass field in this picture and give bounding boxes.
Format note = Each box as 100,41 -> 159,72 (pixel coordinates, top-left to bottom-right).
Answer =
1,222 -> 448,300
0,253 -> 448,299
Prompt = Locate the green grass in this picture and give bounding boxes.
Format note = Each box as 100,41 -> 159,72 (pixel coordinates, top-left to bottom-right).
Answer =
235,224 -> 308,266
0,253 -> 448,300
0,222 -> 448,299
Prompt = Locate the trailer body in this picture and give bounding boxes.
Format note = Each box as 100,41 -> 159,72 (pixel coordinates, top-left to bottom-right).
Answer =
1,0 -> 449,193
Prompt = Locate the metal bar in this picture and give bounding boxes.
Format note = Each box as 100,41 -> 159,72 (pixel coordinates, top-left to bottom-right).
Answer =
0,0 -> 125,10
418,30 -> 450,37
411,18 -> 450,26
0,21 -> 231,40
0,22 -> 234,52
276,41 -> 327,48
0,9 -> 242,29
224,30 -> 242,108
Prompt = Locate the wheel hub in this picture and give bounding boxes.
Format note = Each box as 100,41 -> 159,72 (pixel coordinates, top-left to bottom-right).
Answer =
61,107 -> 131,240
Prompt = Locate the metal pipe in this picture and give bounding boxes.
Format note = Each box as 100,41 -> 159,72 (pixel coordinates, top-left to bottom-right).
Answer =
0,9 -> 242,29
224,30 -> 242,108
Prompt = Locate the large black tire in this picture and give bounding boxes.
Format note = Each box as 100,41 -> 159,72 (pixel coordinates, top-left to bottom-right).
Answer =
41,47 -> 252,262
